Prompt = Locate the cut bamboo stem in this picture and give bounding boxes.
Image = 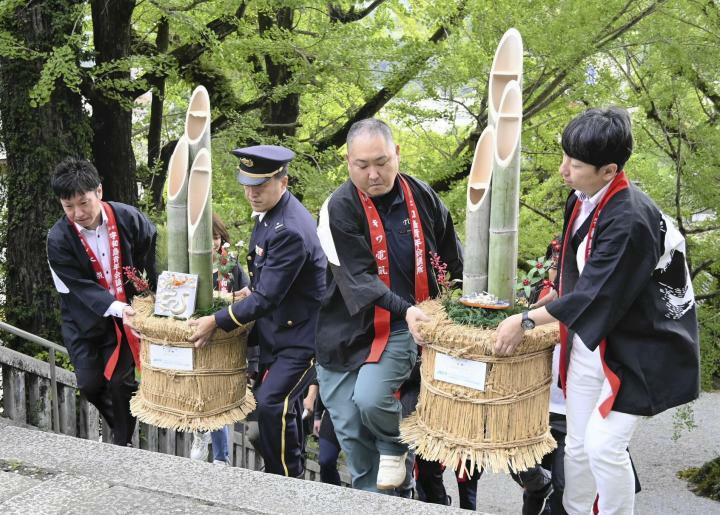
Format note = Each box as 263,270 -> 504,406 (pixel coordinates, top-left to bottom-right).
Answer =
463,126 -> 495,296
188,148 -> 213,311
166,136 -> 190,273
488,28 -> 523,127
184,85 -> 211,166
488,80 -> 523,305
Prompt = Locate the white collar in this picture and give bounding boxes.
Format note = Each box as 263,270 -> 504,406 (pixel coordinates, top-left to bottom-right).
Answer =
251,211 -> 266,222
75,206 -> 107,234
575,180 -> 613,207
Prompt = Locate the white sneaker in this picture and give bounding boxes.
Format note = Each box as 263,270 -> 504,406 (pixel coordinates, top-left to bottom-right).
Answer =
213,459 -> 230,466
376,452 -> 407,490
190,431 -> 211,461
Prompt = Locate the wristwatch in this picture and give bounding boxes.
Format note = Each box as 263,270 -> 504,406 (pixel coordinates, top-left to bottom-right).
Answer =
521,311 -> 536,331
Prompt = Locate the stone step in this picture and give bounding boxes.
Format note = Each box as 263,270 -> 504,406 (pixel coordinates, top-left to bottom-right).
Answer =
0,418 -> 465,514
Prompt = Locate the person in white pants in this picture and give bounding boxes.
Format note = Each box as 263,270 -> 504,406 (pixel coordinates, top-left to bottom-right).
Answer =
494,107 -> 699,515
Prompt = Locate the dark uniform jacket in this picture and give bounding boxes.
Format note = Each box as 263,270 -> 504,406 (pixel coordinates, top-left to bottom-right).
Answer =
546,184 -> 700,416
316,174 -> 463,372
215,191 -> 326,364
46,202 -> 157,367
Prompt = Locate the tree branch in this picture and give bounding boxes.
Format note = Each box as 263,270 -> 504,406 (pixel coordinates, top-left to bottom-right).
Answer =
520,200 -> 558,225
686,225 -> 720,235
315,2 -> 466,152
691,259 -> 714,280
696,290 -> 720,301
169,2 -> 247,66
328,0 -> 387,23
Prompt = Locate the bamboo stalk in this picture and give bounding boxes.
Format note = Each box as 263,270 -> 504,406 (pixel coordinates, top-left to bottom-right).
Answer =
187,148 -> 213,311
488,80 -> 523,305
184,85 -> 211,166
487,28 -> 523,127
166,136 -> 190,273
463,126 -> 495,295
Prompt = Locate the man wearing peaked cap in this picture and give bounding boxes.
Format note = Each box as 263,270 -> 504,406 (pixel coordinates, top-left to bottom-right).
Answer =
189,144 -> 327,479
232,145 -> 295,186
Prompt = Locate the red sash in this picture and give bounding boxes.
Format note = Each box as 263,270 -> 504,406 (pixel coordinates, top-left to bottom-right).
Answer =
357,175 -> 430,363
558,172 -> 629,418
70,202 -> 141,380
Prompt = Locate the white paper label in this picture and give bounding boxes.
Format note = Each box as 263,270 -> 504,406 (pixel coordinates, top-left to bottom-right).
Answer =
433,352 -> 487,391
149,344 -> 193,371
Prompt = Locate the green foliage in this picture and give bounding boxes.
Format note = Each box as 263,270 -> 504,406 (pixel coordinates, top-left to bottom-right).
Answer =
698,305 -> 720,390
34,350 -> 74,372
192,296 -> 231,318
516,257 -> 554,300
671,403 -> 698,442
443,297 -> 522,329
29,38 -> 83,107
678,456 -> 720,501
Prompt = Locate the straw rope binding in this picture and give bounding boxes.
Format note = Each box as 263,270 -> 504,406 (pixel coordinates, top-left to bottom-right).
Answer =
400,299 -> 559,475
129,296 -> 256,431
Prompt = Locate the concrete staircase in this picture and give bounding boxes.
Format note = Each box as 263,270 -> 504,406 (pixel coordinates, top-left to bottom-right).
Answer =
0,416 -> 465,514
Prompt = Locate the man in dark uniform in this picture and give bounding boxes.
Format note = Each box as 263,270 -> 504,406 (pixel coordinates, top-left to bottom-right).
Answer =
47,158 -> 157,446
189,145 -> 326,478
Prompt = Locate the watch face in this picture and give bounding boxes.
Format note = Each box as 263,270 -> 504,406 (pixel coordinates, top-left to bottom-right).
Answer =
521,319 -> 535,330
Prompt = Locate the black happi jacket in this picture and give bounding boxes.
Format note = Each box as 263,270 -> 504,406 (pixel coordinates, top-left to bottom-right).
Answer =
47,202 -> 157,367
316,174 -> 463,372
546,183 -> 700,416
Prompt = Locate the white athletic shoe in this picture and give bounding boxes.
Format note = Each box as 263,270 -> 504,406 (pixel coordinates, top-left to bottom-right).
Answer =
376,452 -> 407,490
213,459 -> 230,466
190,431 -> 211,461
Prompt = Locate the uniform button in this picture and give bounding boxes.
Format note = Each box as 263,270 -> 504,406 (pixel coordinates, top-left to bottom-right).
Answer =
247,256 -> 252,261
249,272 -> 253,277
287,320 -> 293,326
251,287 -> 255,291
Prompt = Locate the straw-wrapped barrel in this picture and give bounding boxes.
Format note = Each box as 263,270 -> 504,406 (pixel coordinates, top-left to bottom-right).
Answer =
129,296 -> 255,432
400,300 -> 558,475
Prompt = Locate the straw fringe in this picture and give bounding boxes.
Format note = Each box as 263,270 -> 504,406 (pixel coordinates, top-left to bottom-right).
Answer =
400,300 -> 559,474
129,296 -> 255,432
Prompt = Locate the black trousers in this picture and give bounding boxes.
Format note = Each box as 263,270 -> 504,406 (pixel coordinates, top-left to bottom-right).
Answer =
73,334 -> 138,446
255,355 -> 315,477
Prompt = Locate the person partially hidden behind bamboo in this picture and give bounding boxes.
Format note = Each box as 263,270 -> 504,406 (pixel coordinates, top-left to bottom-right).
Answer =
495,107 -> 700,515
315,118 -> 463,492
47,158 -> 157,446
188,145 -> 327,478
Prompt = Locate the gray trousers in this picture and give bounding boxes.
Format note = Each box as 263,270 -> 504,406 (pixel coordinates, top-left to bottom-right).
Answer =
317,331 -> 417,492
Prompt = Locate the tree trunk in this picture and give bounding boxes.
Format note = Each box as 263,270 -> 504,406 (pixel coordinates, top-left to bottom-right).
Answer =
148,17 -> 170,210
90,0 -> 137,203
259,8 -> 300,139
0,0 -> 92,345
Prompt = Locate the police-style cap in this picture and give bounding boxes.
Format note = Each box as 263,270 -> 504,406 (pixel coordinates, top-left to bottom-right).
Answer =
231,145 -> 295,186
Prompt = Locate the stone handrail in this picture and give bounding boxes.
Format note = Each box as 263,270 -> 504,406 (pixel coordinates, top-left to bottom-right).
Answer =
0,329 -> 348,485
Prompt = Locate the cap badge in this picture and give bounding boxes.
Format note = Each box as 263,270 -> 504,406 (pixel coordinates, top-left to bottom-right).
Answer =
239,158 -> 254,168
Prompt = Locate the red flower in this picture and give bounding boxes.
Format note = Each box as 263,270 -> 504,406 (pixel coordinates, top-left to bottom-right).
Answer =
536,262 -> 544,269
523,278 -> 530,286
123,266 -> 150,293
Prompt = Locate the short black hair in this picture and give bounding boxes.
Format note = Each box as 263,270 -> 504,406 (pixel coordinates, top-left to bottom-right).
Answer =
51,158 -> 101,199
561,107 -> 633,170
273,164 -> 289,180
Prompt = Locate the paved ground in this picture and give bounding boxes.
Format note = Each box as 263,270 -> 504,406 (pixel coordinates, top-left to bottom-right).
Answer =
443,391 -> 720,514
1,392 -> 718,514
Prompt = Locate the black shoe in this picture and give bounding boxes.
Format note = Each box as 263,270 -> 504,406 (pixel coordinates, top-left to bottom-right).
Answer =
522,483 -> 553,515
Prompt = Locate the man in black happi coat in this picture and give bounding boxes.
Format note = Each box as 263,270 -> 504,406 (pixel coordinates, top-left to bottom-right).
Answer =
495,107 -> 699,514
47,158 -> 157,446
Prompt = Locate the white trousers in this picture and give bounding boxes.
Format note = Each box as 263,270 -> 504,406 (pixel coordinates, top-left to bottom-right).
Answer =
563,338 -> 640,515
